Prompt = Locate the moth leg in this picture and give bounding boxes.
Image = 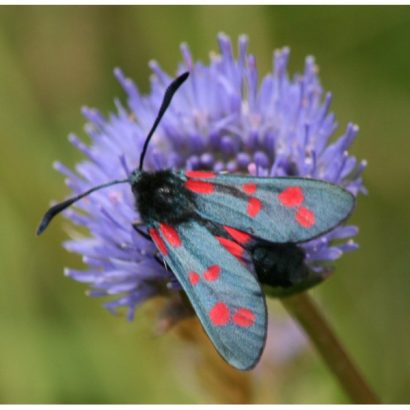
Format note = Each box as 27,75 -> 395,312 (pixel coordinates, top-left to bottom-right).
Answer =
132,221 -> 168,270
132,221 -> 151,241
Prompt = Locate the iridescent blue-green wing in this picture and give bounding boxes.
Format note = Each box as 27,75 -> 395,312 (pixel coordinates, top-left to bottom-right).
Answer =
148,219 -> 267,370
181,171 -> 355,244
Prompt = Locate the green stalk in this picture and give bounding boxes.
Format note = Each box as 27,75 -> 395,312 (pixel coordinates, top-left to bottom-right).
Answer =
281,292 -> 380,404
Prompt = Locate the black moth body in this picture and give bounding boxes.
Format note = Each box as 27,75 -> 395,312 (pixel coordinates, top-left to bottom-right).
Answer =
130,169 -> 308,290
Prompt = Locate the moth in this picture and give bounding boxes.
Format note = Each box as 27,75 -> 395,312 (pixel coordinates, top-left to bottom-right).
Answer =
38,72 -> 354,370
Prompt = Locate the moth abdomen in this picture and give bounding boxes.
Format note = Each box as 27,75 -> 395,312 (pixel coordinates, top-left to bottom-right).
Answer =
251,242 -> 308,288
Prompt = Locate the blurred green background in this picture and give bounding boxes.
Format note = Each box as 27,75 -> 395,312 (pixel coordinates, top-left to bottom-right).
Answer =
0,6 -> 409,404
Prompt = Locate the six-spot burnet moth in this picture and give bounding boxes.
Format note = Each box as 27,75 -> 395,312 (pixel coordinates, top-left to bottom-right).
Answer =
37,72 -> 355,370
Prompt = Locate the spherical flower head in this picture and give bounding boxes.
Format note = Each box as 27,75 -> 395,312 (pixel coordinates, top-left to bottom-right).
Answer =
57,33 -> 366,321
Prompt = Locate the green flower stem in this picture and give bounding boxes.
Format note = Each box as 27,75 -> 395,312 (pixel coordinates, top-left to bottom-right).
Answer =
281,292 -> 379,404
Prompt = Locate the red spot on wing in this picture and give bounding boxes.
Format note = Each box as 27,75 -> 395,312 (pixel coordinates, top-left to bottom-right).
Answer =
185,180 -> 215,194
216,236 -> 244,259
148,228 -> 168,255
247,197 -> 262,218
203,265 -> 221,281
242,183 -> 257,194
209,302 -> 230,326
186,170 -> 216,179
233,308 -> 256,327
279,186 -> 304,207
188,271 -> 200,286
224,226 -> 251,244
295,206 -> 315,228
159,223 -> 181,247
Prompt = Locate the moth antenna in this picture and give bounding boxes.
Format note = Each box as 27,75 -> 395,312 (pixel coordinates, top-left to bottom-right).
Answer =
37,178 -> 129,235
39,73 -> 189,235
138,71 -> 189,171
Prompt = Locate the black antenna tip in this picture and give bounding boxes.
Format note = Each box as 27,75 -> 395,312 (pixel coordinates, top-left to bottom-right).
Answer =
36,218 -> 49,236
166,71 -> 190,96
36,201 -> 67,235
178,71 -> 190,83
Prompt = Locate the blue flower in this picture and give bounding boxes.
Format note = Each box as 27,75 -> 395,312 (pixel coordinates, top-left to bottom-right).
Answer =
57,33 -> 366,321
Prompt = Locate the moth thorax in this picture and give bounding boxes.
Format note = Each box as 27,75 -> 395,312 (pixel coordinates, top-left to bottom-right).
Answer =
132,170 -> 196,225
